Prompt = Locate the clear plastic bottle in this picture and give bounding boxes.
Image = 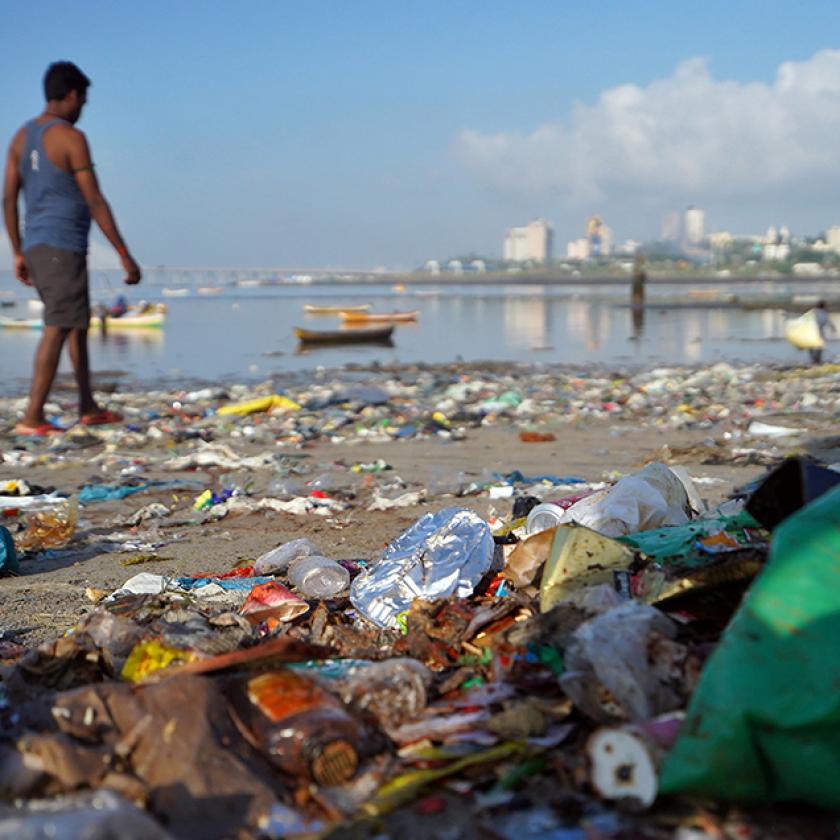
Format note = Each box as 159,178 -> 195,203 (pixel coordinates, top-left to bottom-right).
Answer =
333,658 -> 431,730
253,537 -> 320,575
287,555 -> 350,598
14,498 -> 78,552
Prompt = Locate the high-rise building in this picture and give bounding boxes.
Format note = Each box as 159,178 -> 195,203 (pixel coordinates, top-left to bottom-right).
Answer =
826,226 -> 840,254
503,219 -> 553,263
600,224 -> 613,257
566,238 -> 590,260
661,210 -> 681,241
586,215 -> 603,256
685,206 -> 705,245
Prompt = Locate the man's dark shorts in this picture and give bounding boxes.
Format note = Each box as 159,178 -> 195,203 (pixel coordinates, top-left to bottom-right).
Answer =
24,244 -> 89,329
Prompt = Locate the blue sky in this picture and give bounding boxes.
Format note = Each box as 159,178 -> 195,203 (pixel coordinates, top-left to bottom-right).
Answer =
2,1 -> 840,268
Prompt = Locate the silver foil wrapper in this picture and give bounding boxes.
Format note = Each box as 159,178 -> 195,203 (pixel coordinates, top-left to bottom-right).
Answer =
350,507 -> 494,627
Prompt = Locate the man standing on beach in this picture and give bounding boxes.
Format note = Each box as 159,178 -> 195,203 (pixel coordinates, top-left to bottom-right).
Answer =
810,300 -> 835,365
2,61 -> 141,435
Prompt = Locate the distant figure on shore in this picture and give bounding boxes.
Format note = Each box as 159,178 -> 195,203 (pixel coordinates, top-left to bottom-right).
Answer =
630,255 -> 646,340
3,61 -> 141,435
631,255 -> 646,306
811,300 -> 835,365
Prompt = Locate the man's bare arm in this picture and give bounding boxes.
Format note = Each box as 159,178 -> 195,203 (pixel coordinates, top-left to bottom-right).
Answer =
2,129 -> 29,284
67,130 -> 141,285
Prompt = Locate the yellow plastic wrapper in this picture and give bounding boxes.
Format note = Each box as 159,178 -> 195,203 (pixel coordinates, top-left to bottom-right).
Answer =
216,394 -> 300,417
193,489 -> 214,510
539,524 -> 634,613
121,639 -> 196,683
362,742 -> 523,816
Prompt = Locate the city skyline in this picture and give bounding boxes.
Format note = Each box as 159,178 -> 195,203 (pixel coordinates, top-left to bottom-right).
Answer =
2,2 -> 840,270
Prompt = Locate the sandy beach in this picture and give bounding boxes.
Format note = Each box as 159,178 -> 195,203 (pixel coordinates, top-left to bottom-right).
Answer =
2,359 -> 836,641
2,360 -> 839,837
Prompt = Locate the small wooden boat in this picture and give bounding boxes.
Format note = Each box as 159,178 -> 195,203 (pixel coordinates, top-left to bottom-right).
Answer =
198,286 -> 224,295
0,316 -> 39,330
303,303 -> 372,315
91,309 -> 165,329
162,287 -> 190,297
0,306 -> 166,330
340,309 -> 419,324
295,325 -> 394,345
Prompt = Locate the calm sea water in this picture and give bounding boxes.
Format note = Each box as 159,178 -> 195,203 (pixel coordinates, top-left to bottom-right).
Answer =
0,271 -> 838,395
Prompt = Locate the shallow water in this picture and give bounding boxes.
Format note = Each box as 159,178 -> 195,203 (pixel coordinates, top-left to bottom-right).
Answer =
0,272 -> 836,395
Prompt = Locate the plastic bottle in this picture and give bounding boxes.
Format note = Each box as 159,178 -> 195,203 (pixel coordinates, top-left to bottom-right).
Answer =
427,466 -> 467,498
254,538 -> 320,576
525,490 -> 602,535
525,463 -> 691,538
333,658 -> 431,731
287,555 -> 350,598
14,498 -> 78,552
234,670 -> 362,786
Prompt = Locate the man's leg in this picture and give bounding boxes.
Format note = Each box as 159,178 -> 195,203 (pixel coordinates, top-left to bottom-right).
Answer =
66,327 -> 98,416
20,326 -> 70,427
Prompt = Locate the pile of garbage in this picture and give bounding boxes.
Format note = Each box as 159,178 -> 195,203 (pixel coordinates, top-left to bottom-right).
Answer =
3,360 -> 840,459
1,454 -> 839,838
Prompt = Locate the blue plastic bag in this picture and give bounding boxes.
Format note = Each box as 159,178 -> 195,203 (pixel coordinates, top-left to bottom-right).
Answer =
0,526 -> 19,575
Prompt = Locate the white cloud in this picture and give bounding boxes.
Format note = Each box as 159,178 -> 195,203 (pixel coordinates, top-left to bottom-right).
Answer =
455,51 -> 840,209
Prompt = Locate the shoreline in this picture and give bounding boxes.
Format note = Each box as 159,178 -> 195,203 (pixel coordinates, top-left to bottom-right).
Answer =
0,355 -> 826,403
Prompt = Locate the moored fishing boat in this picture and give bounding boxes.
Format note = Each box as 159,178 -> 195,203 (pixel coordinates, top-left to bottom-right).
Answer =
0,305 -> 166,331
303,303 -> 372,315
294,324 -> 394,344
340,309 -> 419,323
90,309 -> 166,329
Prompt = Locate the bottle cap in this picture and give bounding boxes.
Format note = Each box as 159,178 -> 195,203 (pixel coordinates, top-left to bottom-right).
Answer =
308,739 -> 358,786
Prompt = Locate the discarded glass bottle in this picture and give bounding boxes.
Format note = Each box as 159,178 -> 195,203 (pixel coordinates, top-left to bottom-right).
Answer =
233,670 -> 362,786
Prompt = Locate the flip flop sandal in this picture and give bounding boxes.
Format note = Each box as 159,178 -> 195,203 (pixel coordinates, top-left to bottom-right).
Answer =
80,410 -> 123,426
14,422 -> 64,437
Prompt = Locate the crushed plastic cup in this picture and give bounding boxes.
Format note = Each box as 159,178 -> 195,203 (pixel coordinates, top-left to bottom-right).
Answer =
288,555 -> 350,598
254,538 -> 321,575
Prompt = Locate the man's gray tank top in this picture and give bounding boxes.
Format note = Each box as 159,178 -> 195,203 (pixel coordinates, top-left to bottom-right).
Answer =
20,118 -> 91,254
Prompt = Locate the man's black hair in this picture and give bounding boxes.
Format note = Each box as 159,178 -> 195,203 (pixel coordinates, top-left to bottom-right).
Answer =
43,62 -> 91,102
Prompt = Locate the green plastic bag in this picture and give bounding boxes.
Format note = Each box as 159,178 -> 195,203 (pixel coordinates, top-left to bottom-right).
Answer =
0,525 -> 19,576
617,510 -> 760,568
659,484 -> 840,807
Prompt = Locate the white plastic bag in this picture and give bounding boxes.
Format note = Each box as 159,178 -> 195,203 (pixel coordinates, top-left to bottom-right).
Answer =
559,602 -> 686,722
561,463 -> 691,537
